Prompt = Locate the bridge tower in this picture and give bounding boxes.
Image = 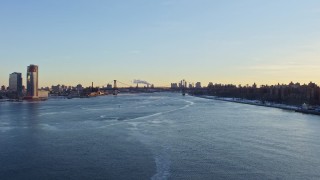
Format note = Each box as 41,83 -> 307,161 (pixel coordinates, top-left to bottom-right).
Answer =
113,80 -> 118,95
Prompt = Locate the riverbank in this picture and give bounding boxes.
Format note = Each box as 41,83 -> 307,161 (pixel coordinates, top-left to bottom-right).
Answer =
196,95 -> 320,116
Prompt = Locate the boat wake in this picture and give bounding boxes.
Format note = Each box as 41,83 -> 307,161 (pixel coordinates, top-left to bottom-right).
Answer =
125,99 -> 194,180
128,99 -> 194,121
151,149 -> 171,180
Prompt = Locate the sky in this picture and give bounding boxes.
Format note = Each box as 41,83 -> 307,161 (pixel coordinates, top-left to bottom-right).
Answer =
1,0 -> 320,87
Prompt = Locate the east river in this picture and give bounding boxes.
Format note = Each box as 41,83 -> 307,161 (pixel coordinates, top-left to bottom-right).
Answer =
1,93 -> 320,180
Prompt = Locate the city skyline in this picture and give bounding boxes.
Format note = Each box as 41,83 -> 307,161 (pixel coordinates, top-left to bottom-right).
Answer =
1,1 -> 320,87
2,65 -> 320,89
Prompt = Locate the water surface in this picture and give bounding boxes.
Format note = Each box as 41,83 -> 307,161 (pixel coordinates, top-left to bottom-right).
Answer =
1,93 -> 320,179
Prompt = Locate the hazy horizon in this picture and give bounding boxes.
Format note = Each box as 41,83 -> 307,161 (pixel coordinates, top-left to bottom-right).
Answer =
1,0 -> 320,87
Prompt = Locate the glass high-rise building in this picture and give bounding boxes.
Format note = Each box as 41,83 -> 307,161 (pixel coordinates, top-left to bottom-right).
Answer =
9,72 -> 23,96
26,64 -> 39,97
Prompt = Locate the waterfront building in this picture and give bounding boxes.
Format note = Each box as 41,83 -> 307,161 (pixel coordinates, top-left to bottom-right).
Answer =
171,83 -> 178,89
106,84 -> 112,89
195,82 -> 201,88
26,64 -> 39,98
51,85 -> 62,93
76,84 -> 83,91
1,85 -> 6,91
38,90 -> 49,100
9,72 -> 23,96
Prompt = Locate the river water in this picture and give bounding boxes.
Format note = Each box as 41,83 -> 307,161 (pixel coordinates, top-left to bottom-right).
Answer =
0,93 -> 320,180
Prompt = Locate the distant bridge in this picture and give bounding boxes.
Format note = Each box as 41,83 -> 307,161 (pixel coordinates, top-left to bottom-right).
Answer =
100,79 -> 200,96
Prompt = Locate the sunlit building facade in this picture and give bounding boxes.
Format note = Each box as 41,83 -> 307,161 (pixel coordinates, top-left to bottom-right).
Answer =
26,64 -> 39,98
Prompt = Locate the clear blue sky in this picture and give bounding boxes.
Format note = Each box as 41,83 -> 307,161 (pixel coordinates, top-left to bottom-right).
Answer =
1,0 -> 320,87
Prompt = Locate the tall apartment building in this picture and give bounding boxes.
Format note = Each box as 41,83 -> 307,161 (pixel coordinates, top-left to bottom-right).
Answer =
26,64 -> 39,98
9,72 -> 23,96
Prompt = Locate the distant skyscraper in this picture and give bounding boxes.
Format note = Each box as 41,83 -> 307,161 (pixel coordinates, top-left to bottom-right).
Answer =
9,72 -> 23,96
195,82 -> 201,88
26,64 -> 39,98
171,83 -> 178,89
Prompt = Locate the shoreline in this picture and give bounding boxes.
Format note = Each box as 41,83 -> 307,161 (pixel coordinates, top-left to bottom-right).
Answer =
196,95 -> 320,116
